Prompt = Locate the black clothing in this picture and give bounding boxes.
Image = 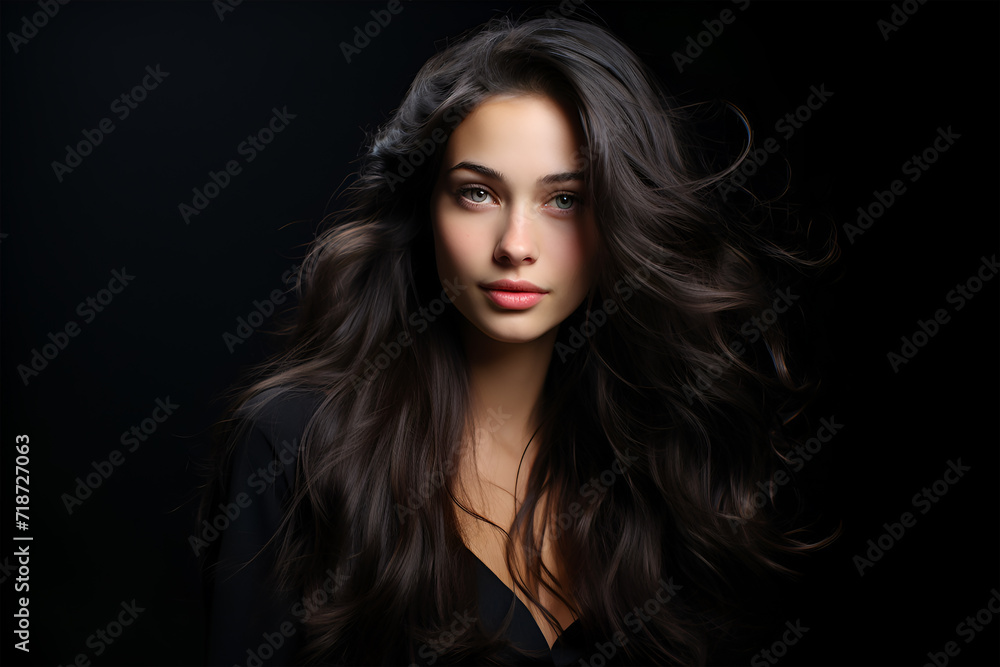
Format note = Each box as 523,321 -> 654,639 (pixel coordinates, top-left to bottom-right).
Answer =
205,389 -> 317,667
471,545 -> 589,665
204,389 -> 597,666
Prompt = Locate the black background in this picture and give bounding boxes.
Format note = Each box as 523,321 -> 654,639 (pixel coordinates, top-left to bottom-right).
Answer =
1,1 -> 997,665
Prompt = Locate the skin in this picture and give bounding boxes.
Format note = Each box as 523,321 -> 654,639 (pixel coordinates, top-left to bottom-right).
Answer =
430,91 -> 599,452
429,93 -> 599,649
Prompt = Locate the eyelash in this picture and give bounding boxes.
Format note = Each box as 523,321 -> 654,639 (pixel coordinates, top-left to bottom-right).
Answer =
454,185 -> 580,212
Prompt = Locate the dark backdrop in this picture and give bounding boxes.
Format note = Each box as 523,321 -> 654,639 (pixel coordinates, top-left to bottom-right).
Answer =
1,1 -> 997,665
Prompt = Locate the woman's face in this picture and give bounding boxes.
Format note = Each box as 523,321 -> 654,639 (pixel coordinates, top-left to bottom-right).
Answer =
430,93 -> 599,345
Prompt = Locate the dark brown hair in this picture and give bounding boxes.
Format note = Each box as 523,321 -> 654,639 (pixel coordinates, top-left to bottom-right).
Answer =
199,13 -> 837,665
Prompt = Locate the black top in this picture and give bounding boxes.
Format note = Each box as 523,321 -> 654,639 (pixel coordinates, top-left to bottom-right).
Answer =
204,388 -> 601,666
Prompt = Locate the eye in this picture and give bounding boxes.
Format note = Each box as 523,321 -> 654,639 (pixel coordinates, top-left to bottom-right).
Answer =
547,193 -> 577,210
457,187 -> 495,205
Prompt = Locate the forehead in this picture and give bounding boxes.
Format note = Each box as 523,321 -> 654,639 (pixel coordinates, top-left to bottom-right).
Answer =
441,94 -> 584,176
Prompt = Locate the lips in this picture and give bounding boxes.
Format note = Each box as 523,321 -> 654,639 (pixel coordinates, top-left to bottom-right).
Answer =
479,280 -> 546,293
479,280 -> 548,310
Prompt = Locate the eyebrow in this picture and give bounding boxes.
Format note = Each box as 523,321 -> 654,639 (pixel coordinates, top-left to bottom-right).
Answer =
447,161 -> 584,185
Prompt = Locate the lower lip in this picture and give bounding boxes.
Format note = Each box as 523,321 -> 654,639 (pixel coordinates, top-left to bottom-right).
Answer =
481,288 -> 546,309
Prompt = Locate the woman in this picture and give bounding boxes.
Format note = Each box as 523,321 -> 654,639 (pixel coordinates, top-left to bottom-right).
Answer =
199,13 -> 835,666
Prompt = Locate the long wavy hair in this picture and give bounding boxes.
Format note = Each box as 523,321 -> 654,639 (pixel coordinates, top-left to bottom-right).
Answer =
199,13 -> 837,666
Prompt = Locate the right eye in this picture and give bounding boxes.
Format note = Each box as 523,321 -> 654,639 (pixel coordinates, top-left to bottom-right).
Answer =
457,187 -> 495,205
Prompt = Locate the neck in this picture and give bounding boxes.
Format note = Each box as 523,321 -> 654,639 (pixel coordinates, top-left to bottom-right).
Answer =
459,319 -> 556,465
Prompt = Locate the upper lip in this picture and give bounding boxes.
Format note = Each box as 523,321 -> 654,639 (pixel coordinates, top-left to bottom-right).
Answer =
480,279 -> 548,293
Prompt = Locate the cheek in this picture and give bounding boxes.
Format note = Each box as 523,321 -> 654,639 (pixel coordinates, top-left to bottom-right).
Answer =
432,201 -> 479,277
434,224 -> 475,275
431,198 -> 454,266
548,221 -> 599,282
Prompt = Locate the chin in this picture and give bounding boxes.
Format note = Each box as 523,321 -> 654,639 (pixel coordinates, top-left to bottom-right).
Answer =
484,331 -> 548,345
465,316 -> 559,346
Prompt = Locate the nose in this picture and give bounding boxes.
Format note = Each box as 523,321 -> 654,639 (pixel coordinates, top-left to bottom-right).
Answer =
494,203 -> 538,266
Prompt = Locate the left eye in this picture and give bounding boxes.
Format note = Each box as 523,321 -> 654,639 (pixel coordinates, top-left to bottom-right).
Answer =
549,194 -> 576,210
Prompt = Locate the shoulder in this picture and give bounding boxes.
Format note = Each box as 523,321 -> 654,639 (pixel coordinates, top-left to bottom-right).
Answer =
228,386 -> 327,489
206,385 -> 325,665
237,386 -> 326,443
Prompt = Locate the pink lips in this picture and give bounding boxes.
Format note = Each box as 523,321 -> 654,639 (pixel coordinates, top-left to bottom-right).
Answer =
479,280 -> 548,310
